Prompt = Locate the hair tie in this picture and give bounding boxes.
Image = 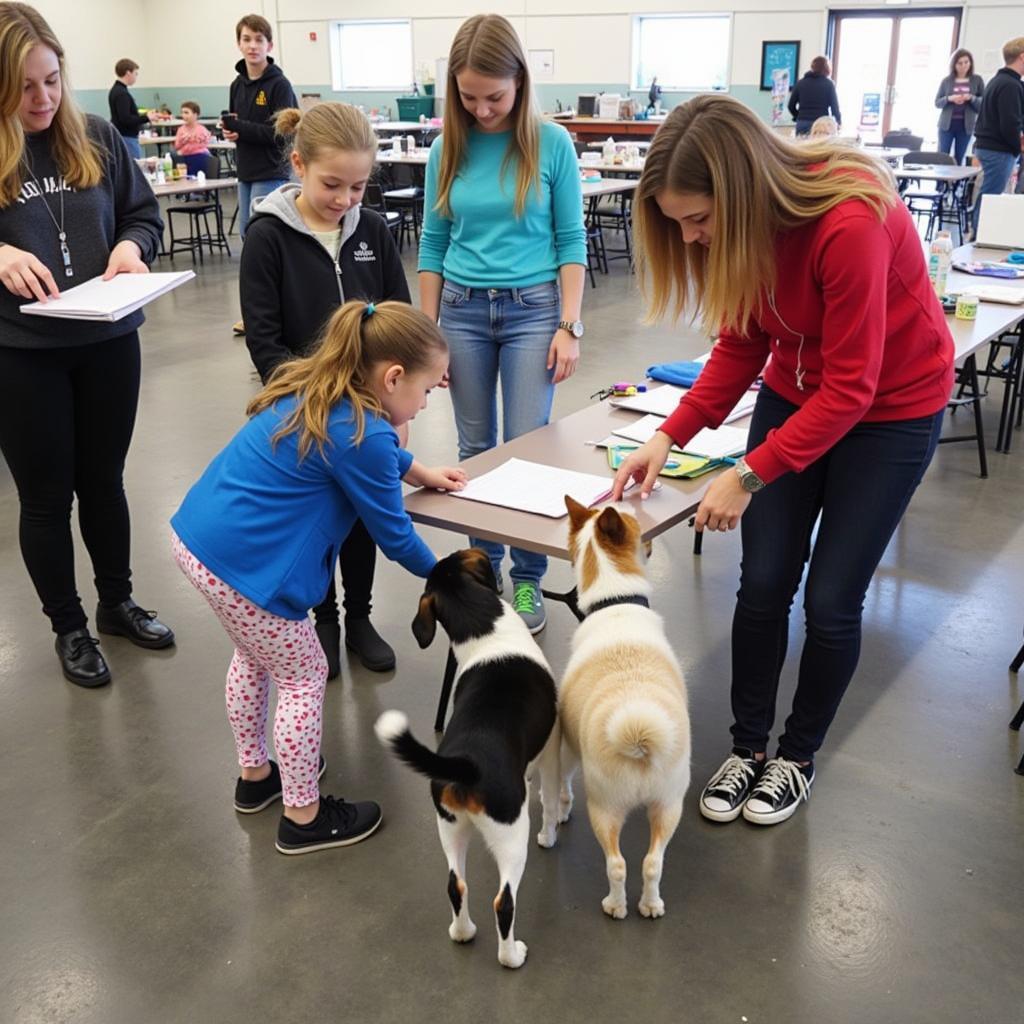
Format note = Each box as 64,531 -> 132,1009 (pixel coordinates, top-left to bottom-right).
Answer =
362,302 -> 376,320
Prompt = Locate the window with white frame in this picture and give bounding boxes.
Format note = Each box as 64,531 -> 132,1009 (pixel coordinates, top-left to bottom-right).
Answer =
330,20 -> 413,91
632,14 -> 731,93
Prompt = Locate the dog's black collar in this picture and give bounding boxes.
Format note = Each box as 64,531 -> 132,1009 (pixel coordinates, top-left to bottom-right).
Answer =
584,594 -> 651,617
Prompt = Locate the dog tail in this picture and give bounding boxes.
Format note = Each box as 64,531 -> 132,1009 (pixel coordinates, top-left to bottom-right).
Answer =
604,699 -> 675,762
374,710 -> 480,786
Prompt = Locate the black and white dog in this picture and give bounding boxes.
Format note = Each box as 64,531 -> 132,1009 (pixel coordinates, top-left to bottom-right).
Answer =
375,549 -> 560,969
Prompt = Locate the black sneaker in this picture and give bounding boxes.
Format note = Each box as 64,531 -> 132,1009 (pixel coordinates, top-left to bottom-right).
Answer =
234,756 -> 326,814
742,756 -> 815,826
344,617 -> 396,672
275,794 -> 383,855
699,747 -> 764,822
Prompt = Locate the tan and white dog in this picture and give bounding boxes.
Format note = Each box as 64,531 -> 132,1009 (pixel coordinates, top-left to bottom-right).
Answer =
558,497 -> 691,919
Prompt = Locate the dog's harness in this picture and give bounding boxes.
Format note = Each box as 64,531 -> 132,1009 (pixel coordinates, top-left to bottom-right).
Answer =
583,594 -> 651,617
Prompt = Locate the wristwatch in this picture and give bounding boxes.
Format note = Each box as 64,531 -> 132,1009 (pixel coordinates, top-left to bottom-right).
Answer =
734,457 -> 765,493
558,319 -> 585,339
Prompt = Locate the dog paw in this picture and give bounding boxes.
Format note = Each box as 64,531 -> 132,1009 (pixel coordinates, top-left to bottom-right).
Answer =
558,798 -> 573,824
638,898 -> 665,919
449,920 -> 477,943
498,940 -> 528,969
601,896 -> 627,920
536,826 -> 557,848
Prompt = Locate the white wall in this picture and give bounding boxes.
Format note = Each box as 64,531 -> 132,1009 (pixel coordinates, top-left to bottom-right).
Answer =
39,0 -> 1024,99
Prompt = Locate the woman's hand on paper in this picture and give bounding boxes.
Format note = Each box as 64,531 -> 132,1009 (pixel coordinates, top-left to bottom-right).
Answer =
610,430 -> 674,500
548,329 -> 580,383
102,240 -> 148,280
0,244 -> 59,302
693,468 -> 752,533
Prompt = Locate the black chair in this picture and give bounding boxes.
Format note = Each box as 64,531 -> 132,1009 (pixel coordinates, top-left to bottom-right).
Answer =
883,130 -> 924,151
591,190 -> 634,266
166,153 -> 231,264
364,182 -> 403,246
382,185 -> 424,252
901,152 -> 958,239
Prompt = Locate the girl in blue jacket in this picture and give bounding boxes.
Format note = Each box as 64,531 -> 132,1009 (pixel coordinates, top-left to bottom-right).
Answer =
171,300 -> 464,856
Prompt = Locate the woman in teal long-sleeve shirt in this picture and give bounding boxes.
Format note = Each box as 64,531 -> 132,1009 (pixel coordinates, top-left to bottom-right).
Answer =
418,13 -> 587,635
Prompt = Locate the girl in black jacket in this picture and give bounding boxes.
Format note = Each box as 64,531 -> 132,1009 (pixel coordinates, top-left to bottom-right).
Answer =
239,102 -> 411,679
788,56 -> 841,136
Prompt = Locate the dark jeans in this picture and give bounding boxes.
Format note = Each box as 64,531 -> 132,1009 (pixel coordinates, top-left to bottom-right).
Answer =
0,333 -> 141,635
730,386 -> 943,763
938,124 -> 970,165
312,517 -> 376,625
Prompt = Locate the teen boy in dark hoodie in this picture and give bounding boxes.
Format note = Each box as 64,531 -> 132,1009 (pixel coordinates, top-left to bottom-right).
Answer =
223,13 -> 296,334
239,102 -> 410,680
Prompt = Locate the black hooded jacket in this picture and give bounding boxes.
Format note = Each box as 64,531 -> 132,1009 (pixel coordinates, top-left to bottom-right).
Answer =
228,57 -> 297,182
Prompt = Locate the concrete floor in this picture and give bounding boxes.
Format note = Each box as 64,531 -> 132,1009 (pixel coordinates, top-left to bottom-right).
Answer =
1,241 -> 1022,1024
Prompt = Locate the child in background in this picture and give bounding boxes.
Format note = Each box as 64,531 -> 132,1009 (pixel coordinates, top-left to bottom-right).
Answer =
173,101 -> 211,176
171,300 -> 465,856
809,115 -> 839,139
241,102 -> 411,678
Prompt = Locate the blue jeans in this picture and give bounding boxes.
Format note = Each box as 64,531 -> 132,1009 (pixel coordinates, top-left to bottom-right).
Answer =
238,178 -> 289,238
440,279 -> 561,585
972,148 -> 1017,235
730,386 -> 943,763
938,123 -> 970,165
121,135 -> 142,159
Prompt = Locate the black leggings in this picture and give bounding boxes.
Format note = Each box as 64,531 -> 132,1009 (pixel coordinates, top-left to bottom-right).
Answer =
312,517 -> 377,626
0,333 -> 141,635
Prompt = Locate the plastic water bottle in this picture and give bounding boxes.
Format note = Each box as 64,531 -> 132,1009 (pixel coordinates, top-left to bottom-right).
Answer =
196,170 -> 206,185
928,231 -> 953,299
161,152 -> 173,178
602,137 -> 616,164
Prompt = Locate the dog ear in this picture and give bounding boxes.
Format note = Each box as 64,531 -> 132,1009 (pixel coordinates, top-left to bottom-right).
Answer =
411,592 -> 437,648
596,505 -> 628,546
461,547 -> 497,591
565,495 -> 593,531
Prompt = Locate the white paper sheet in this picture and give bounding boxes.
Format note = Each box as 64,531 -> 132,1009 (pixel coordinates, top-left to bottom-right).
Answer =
450,458 -> 628,518
611,413 -> 665,444
683,424 -> 749,459
20,271 -> 195,321
612,385 -> 687,416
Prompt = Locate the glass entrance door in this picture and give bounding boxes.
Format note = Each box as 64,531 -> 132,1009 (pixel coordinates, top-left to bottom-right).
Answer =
831,9 -> 961,144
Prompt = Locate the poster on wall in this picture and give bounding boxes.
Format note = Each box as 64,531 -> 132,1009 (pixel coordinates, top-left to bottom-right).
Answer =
529,49 -> 555,79
770,68 -> 791,125
760,40 -> 801,92
860,92 -> 881,128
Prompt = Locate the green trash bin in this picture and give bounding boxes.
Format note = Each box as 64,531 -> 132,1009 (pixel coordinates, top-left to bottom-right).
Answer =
396,96 -> 435,121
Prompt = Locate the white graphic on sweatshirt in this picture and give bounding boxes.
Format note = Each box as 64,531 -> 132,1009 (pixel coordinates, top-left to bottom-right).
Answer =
353,240 -> 376,263
16,175 -> 75,206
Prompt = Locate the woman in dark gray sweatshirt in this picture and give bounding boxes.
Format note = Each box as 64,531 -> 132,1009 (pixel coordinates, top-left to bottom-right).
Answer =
934,49 -> 985,165
0,3 -> 173,687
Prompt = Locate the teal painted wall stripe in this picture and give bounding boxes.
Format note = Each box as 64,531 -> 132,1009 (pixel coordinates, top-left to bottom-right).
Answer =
74,82 -> 778,124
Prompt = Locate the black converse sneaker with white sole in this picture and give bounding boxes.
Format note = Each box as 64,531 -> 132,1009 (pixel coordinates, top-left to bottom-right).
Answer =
742,756 -> 814,825
699,747 -> 764,822
275,794 -> 383,854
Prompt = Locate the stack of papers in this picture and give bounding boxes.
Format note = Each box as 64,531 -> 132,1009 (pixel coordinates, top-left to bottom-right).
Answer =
613,385 -> 756,424
450,458 -> 635,518
20,271 -> 195,322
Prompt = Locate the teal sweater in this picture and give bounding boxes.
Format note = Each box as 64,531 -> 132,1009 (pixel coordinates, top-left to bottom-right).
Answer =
418,121 -> 587,288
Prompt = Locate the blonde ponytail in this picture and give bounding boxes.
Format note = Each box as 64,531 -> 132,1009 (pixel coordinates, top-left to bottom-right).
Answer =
246,300 -> 448,459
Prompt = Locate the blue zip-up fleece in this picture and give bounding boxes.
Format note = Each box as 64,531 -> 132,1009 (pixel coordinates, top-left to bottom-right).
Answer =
171,396 -> 436,619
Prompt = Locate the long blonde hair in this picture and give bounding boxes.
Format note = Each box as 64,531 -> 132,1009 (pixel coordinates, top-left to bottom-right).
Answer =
274,101 -> 377,166
0,2 -> 103,208
246,301 -> 448,459
436,14 -> 540,218
633,94 -> 897,336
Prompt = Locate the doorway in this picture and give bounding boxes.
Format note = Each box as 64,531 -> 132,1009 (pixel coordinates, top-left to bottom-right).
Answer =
830,9 -> 962,144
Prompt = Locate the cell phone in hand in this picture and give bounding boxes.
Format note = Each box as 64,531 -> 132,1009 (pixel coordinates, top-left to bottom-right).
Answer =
220,111 -> 239,131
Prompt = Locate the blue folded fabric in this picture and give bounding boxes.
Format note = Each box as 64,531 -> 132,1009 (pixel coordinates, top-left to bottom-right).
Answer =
646,360 -> 704,388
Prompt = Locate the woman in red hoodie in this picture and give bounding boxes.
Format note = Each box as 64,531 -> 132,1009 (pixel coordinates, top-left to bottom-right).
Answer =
612,94 -> 954,826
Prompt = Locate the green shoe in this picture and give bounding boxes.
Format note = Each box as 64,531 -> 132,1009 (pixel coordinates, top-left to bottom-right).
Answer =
512,581 -> 546,635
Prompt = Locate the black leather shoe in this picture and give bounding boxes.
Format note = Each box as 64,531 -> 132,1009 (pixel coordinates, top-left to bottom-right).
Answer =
345,617 -> 396,672
315,621 -> 342,680
55,629 -> 111,688
95,600 -> 175,649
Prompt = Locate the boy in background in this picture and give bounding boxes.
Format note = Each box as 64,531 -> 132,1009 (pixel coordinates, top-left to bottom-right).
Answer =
222,13 -> 296,335
109,58 -> 162,158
